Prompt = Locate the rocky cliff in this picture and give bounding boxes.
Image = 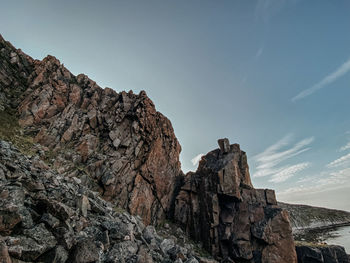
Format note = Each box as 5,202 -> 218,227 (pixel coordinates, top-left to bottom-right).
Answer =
174,138 -> 297,263
279,202 -> 350,232
1,34 -> 349,263
0,34 -> 181,226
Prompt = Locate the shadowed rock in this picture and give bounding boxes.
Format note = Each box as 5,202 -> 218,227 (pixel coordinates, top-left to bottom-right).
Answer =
174,139 -> 297,262
296,244 -> 350,263
0,140 -> 216,263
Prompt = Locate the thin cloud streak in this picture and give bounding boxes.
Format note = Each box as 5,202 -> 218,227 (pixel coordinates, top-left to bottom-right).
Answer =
255,46 -> 264,58
255,0 -> 300,23
327,152 -> 350,168
253,134 -> 314,178
255,0 -> 287,23
269,162 -> 310,183
292,57 -> 350,101
278,167 -> 350,198
340,142 -> 350,152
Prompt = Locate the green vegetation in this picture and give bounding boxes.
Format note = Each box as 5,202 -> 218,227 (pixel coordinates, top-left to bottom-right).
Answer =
0,109 -> 35,155
113,206 -> 126,214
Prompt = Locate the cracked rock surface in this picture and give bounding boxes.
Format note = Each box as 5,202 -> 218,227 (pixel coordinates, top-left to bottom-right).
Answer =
174,139 -> 297,263
0,140 -> 214,263
0,33 -> 181,226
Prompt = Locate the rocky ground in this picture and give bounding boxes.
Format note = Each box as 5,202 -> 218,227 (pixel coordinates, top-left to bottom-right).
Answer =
0,140 -> 217,263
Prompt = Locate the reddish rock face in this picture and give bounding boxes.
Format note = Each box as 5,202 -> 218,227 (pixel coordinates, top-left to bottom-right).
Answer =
0,35 -> 182,225
174,139 -> 297,263
1,35 -> 299,262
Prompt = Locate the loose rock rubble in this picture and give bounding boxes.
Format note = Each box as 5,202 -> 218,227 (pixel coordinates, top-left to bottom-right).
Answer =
0,140 -> 215,263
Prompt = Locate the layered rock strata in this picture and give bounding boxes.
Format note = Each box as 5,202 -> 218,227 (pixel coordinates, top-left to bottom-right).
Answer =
175,138 -> 297,263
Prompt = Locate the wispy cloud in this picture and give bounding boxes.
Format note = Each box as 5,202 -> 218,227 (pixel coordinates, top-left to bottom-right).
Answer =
327,152 -> 350,168
278,167 -> 350,198
255,46 -> 264,59
255,0 -> 300,23
292,57 -> 350,102
191,153 -> 204,166
269,162 -> 310,183
340,142 -> 350,152
296,175 -> 318,184
253,134 -> 313,179
255,0 -> 286,23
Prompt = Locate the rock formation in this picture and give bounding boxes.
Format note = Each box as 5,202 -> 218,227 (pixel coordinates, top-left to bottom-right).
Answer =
1,34 -> 349,262
0,34 -> 181,226
0,140 -> 214,263
175,138 -> 297,262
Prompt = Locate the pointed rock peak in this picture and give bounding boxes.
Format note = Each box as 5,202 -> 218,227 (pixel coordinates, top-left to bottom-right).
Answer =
42,55 -> 61,65
218,138 -> 230,153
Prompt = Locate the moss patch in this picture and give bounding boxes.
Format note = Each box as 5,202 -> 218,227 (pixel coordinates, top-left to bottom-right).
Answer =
0,109 -> 35,155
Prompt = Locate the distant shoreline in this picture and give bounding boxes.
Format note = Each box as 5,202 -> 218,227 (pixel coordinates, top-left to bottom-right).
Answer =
293,221 -> 350,235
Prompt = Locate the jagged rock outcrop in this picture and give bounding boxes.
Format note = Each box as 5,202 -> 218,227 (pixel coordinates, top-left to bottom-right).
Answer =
0,140 -> 215,263
175,138 -> 297,262
296,244 -> 350,263
278,202 -> 350,233
2,34 -> 349,263
0,36 -> 34,112
0,34 -> 182,225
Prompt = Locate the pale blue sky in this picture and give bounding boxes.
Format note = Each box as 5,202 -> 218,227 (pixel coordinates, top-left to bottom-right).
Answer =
1,0 -> 350,210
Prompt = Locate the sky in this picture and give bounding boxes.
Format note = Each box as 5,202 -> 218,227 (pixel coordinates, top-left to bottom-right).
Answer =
1,0 -> 350,211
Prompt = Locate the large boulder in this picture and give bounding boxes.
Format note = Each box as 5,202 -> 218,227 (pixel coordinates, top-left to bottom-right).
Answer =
175,139 -> 297,263
296,244 -> 350,263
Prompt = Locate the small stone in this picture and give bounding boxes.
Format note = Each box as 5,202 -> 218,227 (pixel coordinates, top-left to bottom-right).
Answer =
76,195 -> 90,217
185,257 -> 199,263
0,241 -> 11,263
218,138 -> 230,153
265,189 -> 277,205
71,239 -> 100,263
40,213 -> 60,228
160,239 -> 175,255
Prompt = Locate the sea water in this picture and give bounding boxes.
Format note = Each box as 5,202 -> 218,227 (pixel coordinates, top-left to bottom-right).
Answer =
296,225 -> 350,253
322,225 -> 350,253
